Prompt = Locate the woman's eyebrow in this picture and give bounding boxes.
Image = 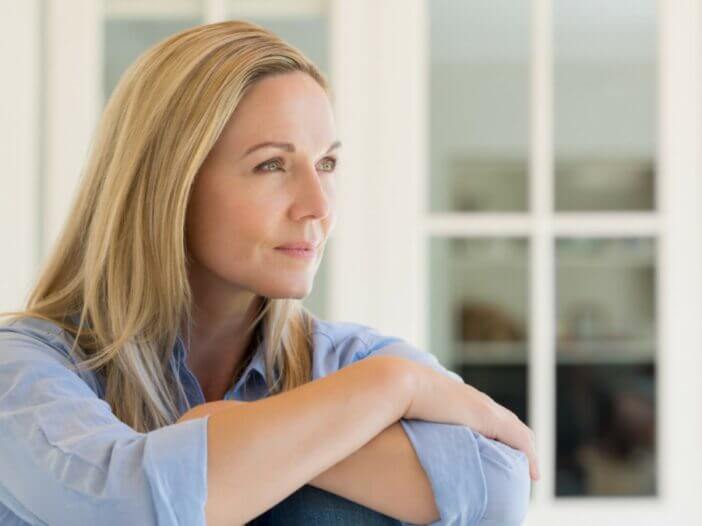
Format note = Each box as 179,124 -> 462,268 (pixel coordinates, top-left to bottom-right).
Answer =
241,140 -> 342,159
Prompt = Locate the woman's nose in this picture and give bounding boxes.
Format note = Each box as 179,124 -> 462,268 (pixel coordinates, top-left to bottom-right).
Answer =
290,163 -> 332,220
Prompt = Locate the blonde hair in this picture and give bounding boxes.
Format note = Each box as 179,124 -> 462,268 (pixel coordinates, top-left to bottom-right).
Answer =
0,20 -> 331,432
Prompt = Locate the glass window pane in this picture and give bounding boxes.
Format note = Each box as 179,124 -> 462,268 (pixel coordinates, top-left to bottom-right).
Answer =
104,1 -> 202,102
428,0 -> 530,212
429,237 -> 530,423
554,0 -> 657,211
556,238 -> 657,496
226,1 -> 328,72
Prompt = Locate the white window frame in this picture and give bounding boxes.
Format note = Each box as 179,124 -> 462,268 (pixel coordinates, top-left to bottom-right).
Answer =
330,1 -> 702,524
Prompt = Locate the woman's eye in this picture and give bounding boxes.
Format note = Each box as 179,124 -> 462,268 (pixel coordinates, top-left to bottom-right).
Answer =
255,158 -> 285,173
318,157 -> 337,172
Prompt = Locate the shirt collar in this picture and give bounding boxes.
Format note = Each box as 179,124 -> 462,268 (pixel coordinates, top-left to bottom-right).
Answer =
173,330 -> 267,382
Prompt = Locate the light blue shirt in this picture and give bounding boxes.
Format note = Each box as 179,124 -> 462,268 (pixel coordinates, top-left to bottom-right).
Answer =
0,315 -> 530,526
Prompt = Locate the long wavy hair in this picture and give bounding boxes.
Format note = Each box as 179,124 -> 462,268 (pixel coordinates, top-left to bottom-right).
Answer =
0,20 -> 330,432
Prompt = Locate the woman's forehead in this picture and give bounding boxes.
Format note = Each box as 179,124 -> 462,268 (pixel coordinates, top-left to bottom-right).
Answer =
220,73 -> 336,155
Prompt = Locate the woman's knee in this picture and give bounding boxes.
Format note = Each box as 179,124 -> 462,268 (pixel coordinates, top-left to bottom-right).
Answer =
247,484 -> 403,526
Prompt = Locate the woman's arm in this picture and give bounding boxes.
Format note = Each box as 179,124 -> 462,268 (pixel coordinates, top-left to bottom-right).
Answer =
0,329 -> 213,526
333,339 -> 536,526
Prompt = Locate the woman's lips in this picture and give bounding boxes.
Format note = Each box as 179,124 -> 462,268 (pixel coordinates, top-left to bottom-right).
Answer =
275,247 -> 317,259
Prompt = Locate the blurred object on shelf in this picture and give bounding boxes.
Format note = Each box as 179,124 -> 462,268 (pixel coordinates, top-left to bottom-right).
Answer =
459,302 -> 526,341
557,364 -> 656,496
555,158 -> 655,211
450,157 -> 527,212
575,380 -> 656,495
577,445 -> 655,495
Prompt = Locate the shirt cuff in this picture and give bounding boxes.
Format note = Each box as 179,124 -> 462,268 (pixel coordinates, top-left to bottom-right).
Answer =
143,415 -> 210,526
399,419 -> 487,526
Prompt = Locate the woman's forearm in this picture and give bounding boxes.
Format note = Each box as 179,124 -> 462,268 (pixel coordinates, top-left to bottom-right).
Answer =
181,401 -> 440,524
308,420 -> 440,525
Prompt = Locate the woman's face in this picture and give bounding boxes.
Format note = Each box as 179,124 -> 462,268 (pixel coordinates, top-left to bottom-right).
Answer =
185,71 -> 339,300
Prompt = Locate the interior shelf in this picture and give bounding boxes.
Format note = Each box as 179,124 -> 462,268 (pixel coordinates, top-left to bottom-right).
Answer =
453,340 -> 656,366
448,252 -> 653,269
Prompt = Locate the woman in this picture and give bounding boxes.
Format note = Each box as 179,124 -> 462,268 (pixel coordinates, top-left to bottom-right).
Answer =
0,20 -> 538,526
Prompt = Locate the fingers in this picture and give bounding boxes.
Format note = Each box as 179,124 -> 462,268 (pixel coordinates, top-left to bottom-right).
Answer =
524,426 -> 540,481
508,412 -> 540,482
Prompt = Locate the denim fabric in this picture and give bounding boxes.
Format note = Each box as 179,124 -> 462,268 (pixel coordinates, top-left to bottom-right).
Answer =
247,485 -> 402,526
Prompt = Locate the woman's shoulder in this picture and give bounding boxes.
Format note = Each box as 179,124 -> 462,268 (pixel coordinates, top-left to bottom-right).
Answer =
311,317 -> 402,349
308,317 -> 405,377
0,315 -> 72,349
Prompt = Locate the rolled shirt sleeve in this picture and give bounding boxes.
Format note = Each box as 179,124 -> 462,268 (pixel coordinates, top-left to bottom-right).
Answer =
352,336 -> 531,526
0,327 -> 209,526
472,433 -> 530,526
397,420 -> 487,525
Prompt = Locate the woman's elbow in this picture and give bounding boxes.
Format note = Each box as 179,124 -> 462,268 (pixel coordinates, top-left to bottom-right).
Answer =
477,438 -> 532,525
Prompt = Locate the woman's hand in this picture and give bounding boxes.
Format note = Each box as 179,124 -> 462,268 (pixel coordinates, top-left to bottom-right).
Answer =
176,400 -> 249,424
480,394 -> 540,481
403,362 -> 541,481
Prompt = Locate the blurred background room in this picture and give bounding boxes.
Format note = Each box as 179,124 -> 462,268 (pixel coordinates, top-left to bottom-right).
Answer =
2,1 -> 701,524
